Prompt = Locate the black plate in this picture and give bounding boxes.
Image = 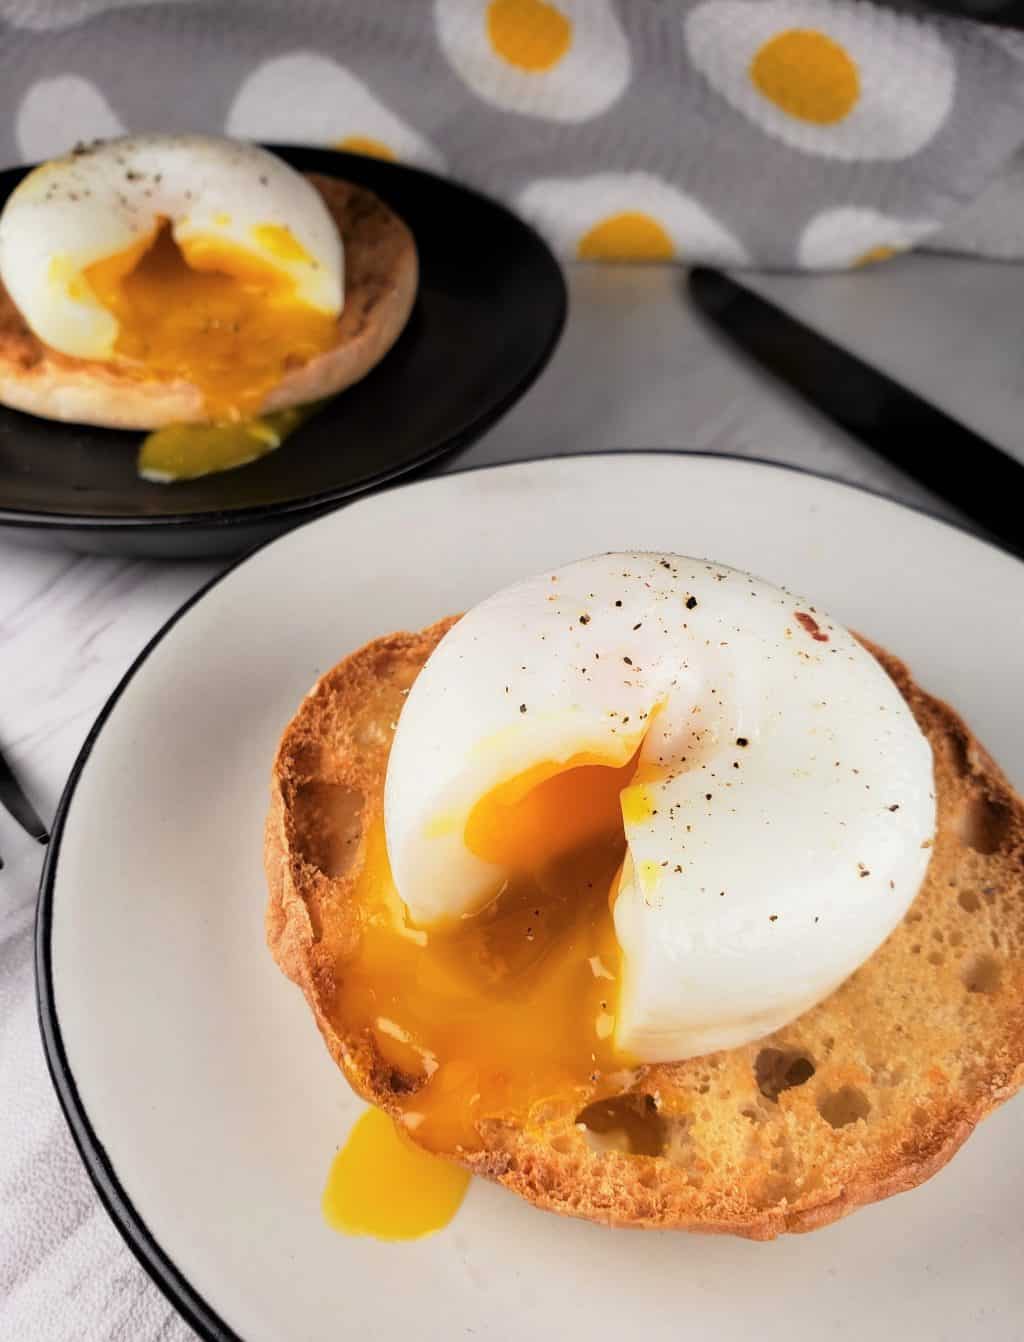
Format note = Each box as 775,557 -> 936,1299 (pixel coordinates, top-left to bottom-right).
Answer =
0,145 -> 566,557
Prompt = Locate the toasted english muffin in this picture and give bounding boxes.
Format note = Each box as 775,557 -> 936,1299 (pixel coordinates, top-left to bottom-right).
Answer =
0,174 -> 416,429
264,620 -> 1024,1239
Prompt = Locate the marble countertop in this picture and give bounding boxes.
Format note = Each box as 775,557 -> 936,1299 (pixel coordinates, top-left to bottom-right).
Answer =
2,255 -> 1021,1341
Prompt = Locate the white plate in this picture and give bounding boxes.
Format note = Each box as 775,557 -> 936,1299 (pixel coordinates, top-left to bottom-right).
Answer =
39,453 -> 1024,1342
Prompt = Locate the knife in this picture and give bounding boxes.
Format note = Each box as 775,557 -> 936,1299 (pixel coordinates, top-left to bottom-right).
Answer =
688,266 -> 1024,561
0,741 -> 49,845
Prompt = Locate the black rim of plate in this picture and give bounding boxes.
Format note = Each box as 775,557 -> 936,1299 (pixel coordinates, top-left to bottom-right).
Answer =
0,145 -> 567,533
35,450 -> 1024,1342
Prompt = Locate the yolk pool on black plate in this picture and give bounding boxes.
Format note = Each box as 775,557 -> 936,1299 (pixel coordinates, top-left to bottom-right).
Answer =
84,222 -> 337,482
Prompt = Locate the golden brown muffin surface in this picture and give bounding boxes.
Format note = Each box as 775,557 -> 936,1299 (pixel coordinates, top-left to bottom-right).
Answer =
265,622 -> 1024,1238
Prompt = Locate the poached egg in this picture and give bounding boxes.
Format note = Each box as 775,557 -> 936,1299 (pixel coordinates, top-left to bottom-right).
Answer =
0,134 -> 343,420
381,554 -> 935,1095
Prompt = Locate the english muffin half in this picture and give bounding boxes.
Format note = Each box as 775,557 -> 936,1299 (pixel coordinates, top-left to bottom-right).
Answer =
0,174 -> 416,429
265,622 -> 1024,1239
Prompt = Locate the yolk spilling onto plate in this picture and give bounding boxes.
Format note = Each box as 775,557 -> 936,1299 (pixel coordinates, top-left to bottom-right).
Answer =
331,751 -> 642,1155
137,402 -> 320,482
323,1107 -> 470,1240
85,222 -> 338,421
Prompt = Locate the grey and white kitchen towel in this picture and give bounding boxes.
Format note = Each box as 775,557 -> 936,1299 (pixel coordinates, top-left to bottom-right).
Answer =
2,0 -> 1024,269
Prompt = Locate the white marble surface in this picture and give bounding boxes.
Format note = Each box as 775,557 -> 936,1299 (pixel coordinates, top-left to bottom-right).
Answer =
1,255 -> 1022,1341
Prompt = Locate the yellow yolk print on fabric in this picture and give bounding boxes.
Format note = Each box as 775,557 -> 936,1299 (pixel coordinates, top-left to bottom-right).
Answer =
519,173 -> 750,265
44,0 -> 1018,278
226,53 -> 445,171
435,0 -> 631,121
798,207 -> 940,269
750,29 -> 860,125
685,0 -> 955,161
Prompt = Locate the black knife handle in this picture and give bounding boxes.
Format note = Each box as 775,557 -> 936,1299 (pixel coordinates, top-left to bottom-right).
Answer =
0,747 -> 49,843
690,267 -> 1024,562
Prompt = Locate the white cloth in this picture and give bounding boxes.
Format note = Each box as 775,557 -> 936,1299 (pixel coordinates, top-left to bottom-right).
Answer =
1,849 -> 195,1340
0,545 -> 210,1342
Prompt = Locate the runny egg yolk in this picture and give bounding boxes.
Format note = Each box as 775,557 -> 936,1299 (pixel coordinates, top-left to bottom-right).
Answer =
332,750 -> 643,1155
323,1107 -> 470,1240
84,222 -> 338,421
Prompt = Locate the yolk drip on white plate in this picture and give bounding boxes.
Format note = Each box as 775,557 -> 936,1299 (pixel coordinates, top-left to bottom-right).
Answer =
323,749 -> 642,1238
323,1107 -> 470,1241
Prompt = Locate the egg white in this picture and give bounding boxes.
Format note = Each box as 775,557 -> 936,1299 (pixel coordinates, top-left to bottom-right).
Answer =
385,553 -> 936,1062
0,134 -> 343,362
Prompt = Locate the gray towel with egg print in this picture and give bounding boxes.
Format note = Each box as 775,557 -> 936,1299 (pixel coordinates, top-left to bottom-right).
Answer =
2,0 -> 1024,270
